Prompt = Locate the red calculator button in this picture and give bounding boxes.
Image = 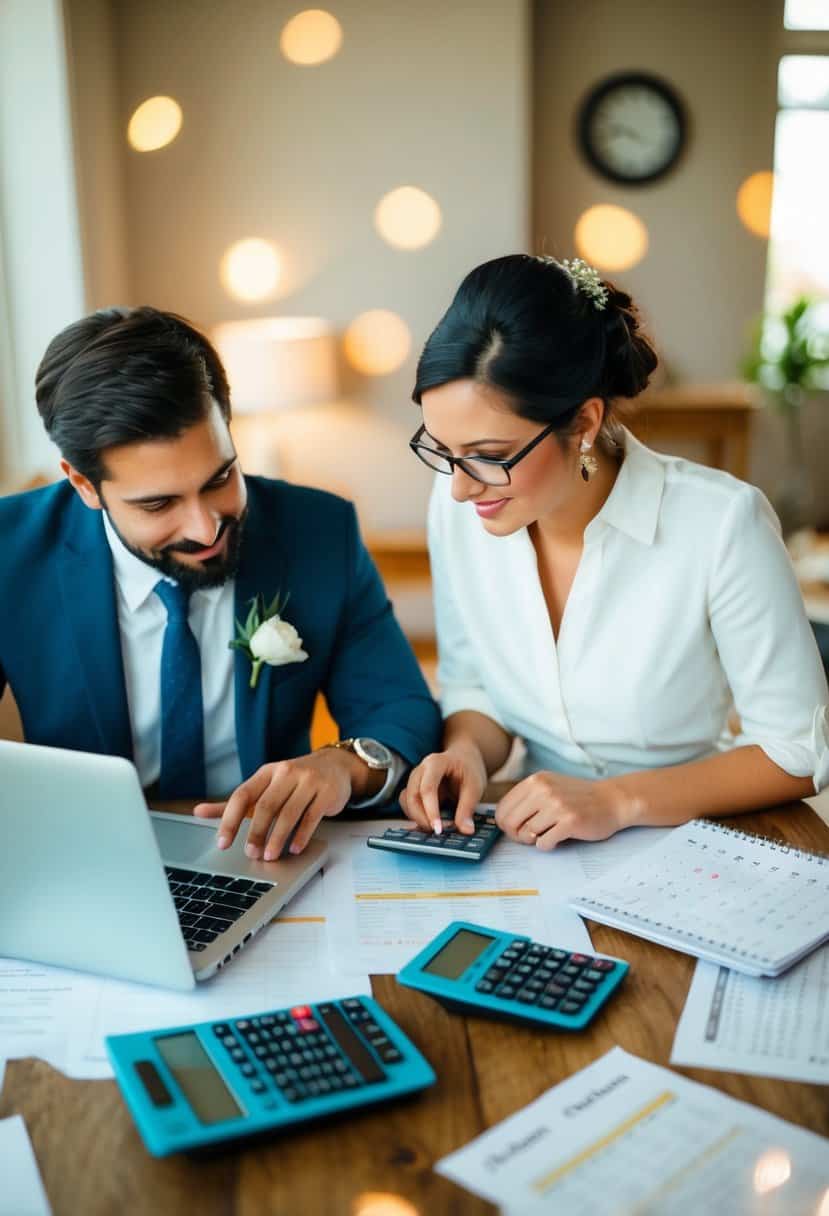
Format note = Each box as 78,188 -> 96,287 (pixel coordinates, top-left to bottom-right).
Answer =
297,1017 -> 319,1033
591,959 -> 616,971
290,1005 -> 312,1020
570,954 -> 592,965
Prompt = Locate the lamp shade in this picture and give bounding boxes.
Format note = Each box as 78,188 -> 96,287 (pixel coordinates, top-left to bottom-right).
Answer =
211,316 -> 338,414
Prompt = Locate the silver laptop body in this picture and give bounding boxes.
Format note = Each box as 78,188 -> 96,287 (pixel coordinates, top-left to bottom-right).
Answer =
0,740 -> 327,991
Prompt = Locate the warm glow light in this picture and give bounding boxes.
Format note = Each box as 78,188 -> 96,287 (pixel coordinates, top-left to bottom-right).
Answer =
752,1149 -> 792,1195
220,238 -> 282,302
574,204 -> 648,271
127,96 -> 182,152
343,310 -> 411,376
352,1193 -> 420,1216
280,9 -> 343,65
374,186 -> 442,250
737,171 -> 775,238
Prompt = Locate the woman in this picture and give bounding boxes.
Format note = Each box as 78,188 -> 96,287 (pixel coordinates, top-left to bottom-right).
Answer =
400,254 -> 829,849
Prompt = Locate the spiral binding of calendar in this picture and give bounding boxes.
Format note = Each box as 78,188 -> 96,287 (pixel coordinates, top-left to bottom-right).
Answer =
694,819 -> 828,866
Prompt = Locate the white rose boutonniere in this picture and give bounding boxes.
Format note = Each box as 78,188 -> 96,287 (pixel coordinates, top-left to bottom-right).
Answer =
230,592 -> 308,689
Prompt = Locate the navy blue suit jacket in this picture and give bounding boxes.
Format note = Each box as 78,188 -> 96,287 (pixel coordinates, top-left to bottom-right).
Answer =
0,477 -> 441,779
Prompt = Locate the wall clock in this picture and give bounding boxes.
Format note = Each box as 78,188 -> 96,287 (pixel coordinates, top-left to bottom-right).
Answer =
578,72 -> 687,185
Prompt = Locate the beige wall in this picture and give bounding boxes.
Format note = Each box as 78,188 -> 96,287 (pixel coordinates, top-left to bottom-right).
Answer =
533,0 -> 780,384
67,0 -> 530,529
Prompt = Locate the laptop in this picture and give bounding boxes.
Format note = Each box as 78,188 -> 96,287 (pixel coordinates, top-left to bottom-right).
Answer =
0,740 -> 327,991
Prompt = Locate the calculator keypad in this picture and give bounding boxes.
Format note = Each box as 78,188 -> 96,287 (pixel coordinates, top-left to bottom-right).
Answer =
211,998 -> 396,1105
380,813 -> 500,859
477,939 -> 617,1015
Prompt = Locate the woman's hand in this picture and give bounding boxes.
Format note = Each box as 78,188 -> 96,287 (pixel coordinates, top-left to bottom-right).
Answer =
495,771 -> 627,849
399,740 -> 488,835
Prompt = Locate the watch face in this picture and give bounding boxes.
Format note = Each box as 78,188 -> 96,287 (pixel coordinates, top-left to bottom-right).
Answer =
354,738 -> 393,768
579,73 -> 686,185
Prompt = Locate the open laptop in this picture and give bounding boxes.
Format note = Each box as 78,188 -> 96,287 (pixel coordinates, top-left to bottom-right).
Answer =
0,740 -> 327,991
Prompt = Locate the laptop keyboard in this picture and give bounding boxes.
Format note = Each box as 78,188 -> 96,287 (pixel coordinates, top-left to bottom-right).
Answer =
164,867 -> 274,952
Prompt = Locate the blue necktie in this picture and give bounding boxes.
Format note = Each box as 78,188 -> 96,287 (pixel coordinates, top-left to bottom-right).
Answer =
154,579 -> 206,799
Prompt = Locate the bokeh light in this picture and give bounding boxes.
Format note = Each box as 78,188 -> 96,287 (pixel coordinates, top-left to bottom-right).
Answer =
343,310 -> 411,376
752,1149 -> 792,1195
220,238 -> 282,302
352,1193 -> 420,1216
574,204 -> 648,271
127,96 -> 183,152
280,9 -> 343,65
737,171 -> 775,238
374,186 -> 442,250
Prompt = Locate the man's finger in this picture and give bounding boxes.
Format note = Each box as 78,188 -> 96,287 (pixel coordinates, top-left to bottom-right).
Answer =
285,800 -> 326,855
217,770 -> 271,849
193,801 -> 225,819
261,784 -> 315,861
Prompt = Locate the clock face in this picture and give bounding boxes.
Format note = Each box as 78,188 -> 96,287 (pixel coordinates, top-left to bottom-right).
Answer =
579,73 -> 686,185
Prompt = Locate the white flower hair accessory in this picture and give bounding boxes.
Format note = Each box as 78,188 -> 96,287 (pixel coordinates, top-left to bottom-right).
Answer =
560,257 -> 609,311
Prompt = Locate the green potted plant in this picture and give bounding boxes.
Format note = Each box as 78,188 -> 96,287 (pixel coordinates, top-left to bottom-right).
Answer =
741,296 -> 829,535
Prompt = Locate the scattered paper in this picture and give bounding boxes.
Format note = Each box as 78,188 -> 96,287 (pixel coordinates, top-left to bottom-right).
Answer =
0,1115 -> 52,1216
671,944 -> 829,1083
436,1047 -> 829,1215
0,908 -> 369,1080
321,819 -> 593,976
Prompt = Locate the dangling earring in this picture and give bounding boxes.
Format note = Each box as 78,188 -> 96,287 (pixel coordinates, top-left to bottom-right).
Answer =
579,438 -> 598,482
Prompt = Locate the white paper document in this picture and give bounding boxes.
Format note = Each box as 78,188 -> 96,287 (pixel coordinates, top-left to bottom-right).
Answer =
0,1115 -> 52,1216
321,819 -> 593,976
0,901 -> 369,1080
671,943 -> 829,1083
436,1047 -> 829,1216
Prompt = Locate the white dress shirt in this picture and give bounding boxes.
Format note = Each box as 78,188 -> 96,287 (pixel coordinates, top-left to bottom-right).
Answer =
103,514 -> 403,804
429,428 -> 829,791
104,514 -> 241,798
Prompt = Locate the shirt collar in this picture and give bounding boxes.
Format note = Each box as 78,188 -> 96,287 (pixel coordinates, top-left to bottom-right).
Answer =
586,426 -> 666,546
102,513 -> 226,613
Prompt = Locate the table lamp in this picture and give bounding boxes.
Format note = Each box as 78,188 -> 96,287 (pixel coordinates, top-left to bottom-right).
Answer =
211,316 -> 339,475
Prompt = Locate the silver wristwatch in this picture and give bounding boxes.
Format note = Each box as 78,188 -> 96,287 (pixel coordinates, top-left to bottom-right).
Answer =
328,737 -> 394,771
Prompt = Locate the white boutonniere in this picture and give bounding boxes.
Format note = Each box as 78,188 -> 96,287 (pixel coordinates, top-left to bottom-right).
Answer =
230,592 -> 308,689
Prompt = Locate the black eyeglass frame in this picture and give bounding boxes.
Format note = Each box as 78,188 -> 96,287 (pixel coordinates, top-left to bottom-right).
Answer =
409,420 -> 559,486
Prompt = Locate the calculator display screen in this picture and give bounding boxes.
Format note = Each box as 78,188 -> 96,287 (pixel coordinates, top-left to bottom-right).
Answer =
422,928 -> 496,979
156,1033 -> 242,1125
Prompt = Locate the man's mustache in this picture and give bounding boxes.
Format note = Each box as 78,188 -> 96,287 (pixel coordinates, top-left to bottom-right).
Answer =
162,517 -> 235,556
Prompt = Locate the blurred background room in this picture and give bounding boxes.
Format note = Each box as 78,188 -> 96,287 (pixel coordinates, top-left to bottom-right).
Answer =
1,0 -> 828,693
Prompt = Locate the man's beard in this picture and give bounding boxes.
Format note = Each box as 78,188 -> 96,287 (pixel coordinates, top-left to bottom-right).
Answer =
105,507 -> 247,593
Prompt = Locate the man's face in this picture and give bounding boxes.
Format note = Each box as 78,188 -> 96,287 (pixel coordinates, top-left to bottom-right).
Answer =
65,400 -> 248,591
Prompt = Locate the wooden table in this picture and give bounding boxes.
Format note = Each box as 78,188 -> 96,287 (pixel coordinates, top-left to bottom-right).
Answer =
629,383 -> 760,479
2,800 -> 827,1215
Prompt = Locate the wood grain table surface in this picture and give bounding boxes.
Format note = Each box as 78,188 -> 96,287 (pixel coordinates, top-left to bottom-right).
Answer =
2,798 -> 827,1216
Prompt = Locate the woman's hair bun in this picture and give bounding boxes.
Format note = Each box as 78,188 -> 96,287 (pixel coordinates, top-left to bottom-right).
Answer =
599,283 -> 658,400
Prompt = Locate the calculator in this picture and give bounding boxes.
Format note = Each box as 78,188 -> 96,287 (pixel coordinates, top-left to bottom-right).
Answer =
367,811 -> 502,862
397,921 -> 629,1030
106,995 -> 435,1156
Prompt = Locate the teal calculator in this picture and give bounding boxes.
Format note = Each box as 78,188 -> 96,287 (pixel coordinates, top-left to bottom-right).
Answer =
106,995 -> 435,1156
397,921 -> 628,1030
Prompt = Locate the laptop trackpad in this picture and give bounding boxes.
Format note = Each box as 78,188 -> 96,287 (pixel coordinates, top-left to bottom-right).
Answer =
151,817 -> 219,865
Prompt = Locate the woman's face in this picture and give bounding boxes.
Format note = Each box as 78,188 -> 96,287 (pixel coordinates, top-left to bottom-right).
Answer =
420,379 -> 585,536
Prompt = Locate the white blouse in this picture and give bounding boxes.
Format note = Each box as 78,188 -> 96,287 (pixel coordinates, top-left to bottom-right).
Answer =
429,429 -> 829,791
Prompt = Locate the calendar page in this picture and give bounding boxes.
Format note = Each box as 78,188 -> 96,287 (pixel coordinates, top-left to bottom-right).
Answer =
569,820 -> 829,976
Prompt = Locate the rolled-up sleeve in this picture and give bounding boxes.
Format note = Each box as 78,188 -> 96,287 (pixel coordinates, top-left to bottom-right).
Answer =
428,481 -> 503,724
708,485 -> 829,791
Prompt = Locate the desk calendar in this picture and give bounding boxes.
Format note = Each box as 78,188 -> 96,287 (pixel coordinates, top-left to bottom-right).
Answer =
568,819 -> 829,976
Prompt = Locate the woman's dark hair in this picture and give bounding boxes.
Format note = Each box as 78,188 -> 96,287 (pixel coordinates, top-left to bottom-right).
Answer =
413,254 -> 658,448
35,306 -> 231,485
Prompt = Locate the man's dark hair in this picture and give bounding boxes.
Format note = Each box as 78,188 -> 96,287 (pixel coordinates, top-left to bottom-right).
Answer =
35,306 -> 232,485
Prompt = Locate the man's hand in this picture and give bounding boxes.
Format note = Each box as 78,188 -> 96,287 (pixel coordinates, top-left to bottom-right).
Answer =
193,750 -> 363,860
495,771 -> 628,850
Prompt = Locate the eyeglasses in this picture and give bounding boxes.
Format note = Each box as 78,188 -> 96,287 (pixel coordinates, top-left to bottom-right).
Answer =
409,421 -> 558,487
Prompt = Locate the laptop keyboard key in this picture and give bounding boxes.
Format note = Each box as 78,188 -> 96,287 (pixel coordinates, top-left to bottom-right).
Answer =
213,892 -> 257,913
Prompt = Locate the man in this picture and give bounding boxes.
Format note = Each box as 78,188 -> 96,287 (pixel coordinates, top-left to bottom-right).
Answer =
0,306 -> 440,858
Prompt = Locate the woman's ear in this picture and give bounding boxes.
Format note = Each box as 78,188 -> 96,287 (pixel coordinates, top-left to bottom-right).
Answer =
575,397 -> 606,447
61,459 -> 103,510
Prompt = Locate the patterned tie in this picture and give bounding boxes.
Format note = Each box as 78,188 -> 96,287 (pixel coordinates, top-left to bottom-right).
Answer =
154,579 -> 206,799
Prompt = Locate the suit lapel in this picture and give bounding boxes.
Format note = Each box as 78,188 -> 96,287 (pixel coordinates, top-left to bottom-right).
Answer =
57,501 -> 133,759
